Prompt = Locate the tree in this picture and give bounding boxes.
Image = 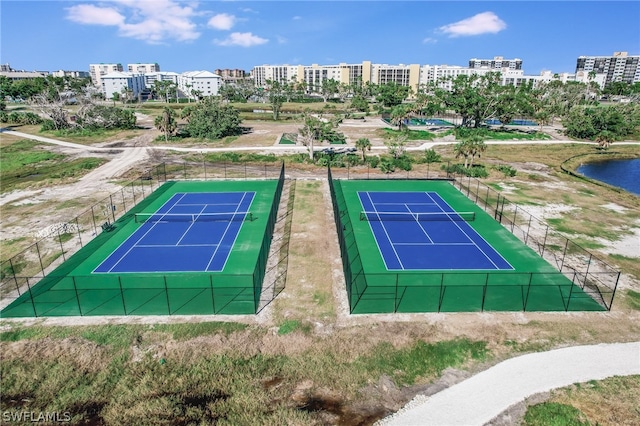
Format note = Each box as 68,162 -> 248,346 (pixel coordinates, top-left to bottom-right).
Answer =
443,73 -> 503,127
77,105 -> 136,130
453,136 -> 486,169
595,131 -> 614,149
379,157 -> 396,174
390,103 -> 413,131
185,98 -> 242,140
298,111 -> 324,160
319,79 -> 340,103
350,95 -> 369,112
265,80 -> 286,120
154,107 -> 178,142
355,137 -> 372,161
376,82 -> 410,108
298,110 -> 345,160
384,134 -> 407,159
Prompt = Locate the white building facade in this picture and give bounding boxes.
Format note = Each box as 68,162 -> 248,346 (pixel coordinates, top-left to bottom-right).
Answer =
101,72 -> 146,100
89,63 -> 123,87
575,51 -> 640,87
127,63 -> 160,74
177,71 -> 222,99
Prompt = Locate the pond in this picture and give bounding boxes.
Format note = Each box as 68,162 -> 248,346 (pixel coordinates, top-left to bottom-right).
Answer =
577,158 -> 640,196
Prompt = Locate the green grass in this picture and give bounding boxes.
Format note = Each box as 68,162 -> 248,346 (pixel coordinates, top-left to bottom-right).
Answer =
152,322 -> 249,340
523,402 -> 590,426
380,128 -> 436,141
0,139 -> 106,192
625,290 -> 640,310
0,329 -> 491,425
277,319 -> 311,335
358,339 -> 488,386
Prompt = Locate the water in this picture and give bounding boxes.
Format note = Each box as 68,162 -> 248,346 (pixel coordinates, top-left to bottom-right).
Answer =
577,158 -> 640,196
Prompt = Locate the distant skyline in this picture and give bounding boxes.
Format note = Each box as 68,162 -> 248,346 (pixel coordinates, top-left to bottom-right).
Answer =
1,1 -> 639,75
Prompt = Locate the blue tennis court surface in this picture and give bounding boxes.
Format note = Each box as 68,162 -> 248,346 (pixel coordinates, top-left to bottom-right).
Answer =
94,192 -> 255,273
358,191 -> 514,271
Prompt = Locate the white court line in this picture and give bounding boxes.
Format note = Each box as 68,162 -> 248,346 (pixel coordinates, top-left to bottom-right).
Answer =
217,192 -> 256,272
94,193 -> 188,273
404,203 -> 435,244
205,191 -> 254,272
427,192 -> 514,270
175,205 -> 207,246
365,192 -> 405,270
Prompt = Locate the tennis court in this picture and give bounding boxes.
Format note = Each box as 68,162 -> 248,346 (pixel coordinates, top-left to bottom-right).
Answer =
94,192 -> 255,273
330,176 -> 605,313
1,174 -> 285,317
358,191 -> 512,271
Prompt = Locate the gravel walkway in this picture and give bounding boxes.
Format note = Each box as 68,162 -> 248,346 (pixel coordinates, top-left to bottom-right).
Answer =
378,341 -> 640,426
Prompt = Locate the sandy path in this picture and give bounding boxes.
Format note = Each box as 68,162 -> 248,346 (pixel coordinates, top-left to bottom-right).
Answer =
378,341 -> 640,426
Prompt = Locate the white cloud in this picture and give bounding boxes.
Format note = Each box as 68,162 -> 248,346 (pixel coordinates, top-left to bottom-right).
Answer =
214,32 -> 268,47
66,4 -> 125,26
292,15 -> 302,20
65,0 -> 200,44
208,13 -> 236,30
422,37 -> 437,44
439,12 -> 506,37
276,35 -> 288,44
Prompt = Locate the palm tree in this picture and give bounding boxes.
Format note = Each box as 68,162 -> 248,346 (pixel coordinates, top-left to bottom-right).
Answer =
355,137 -> 371,162
596,131 -> 614,149
453,140 -> 472,169
154,106 -> 177,143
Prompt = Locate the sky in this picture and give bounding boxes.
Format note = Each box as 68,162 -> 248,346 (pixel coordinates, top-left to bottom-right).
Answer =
1,1 -> 639,76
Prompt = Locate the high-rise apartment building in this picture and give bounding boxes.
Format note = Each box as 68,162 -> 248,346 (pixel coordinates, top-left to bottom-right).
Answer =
575,51 -> 640,86
89,63 -> 123,87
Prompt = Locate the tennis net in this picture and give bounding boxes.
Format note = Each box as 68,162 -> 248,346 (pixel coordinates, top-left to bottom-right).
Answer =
135,212 -> 253,223
359,211 -> 475,222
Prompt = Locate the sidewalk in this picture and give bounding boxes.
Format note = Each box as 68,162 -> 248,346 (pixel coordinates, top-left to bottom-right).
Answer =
378,341 -> 640,426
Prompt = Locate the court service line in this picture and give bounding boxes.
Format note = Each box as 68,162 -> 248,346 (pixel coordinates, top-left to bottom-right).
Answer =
204,191 -> 251,272
218,192 -> 256,272
365,192 -> 405,270
428,192 -> 513,270
175,205 -> 208,246
95,193 -> 189,273
403,203 -> 435,244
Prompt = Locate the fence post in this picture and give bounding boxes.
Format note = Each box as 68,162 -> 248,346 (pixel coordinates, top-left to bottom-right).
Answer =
481,274 -> 489,311
35,242 -> 45,277
119,276 -> 127,315
224,162 -> 227,179
91,206 -> 98,235
475,179 -> 480,203
57,227 -> 66,262
121,188 -> 127,212
204,158 -> 207,179
72,276 -> 83,316
210,275 -> 216,314
9,259 -> 20,295
560,239 -> 569,272
109,195 -> 116,222
26,277 -> 37,317
164,276 -> 171,315
512,205 -> 518,232
183,161 -> 187,179
540,225 -> 549,257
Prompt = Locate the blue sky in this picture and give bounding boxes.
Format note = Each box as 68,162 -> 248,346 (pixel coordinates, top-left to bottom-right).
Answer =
1,1 -> 638,75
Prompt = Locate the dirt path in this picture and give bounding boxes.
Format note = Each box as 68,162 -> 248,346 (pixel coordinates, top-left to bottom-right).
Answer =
378,341 -> 640,426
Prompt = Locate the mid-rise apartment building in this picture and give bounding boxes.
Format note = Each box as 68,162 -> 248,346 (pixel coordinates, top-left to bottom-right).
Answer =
469,56 -> 522,70
51,70 -> 90,79
127,63 -> 161,74
90,63 -> 123,87
575,51 -> 640,86
177,71 -> 222,99
101,71 -> 146,100
143,72 -> 179,89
